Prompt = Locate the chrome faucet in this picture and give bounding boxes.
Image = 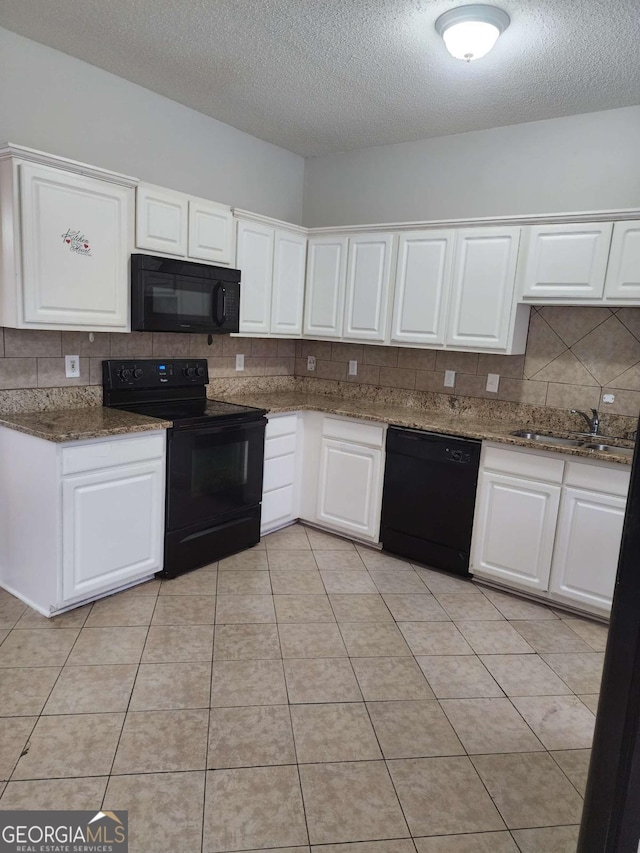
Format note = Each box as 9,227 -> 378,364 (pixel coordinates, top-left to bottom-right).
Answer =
571,408 -> 600,436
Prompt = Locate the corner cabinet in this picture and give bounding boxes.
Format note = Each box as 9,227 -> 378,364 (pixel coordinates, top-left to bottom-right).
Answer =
304,236 -> 349,338
235,212 -> 307,337
136,183 -> 235,266
0,144 -> 136,331
0,427 -> 166,616
471,442 -> 629,616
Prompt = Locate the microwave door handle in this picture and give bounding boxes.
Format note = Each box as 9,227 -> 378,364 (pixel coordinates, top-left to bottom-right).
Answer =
212,282 -> 227,327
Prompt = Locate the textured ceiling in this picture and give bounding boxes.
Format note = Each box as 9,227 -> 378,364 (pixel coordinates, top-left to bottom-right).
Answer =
1,0 -> 639,156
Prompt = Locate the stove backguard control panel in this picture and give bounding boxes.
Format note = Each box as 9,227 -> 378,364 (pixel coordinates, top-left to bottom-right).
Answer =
102,359 -> 210,390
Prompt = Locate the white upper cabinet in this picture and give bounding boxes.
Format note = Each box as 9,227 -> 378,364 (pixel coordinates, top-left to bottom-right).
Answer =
236,219 -> 274,335
391,230 -> 453,346
188,197 -> 235,265
604,220 -> 640,302
136,184 -> 188,257
304,236 -> 348,338
234,212 -> 307,337
343,233 -> 394,342
271,230 -> 307,336
0,146 -> 135,332
446,227 -> 523,351
136,183 -> 234,265
520,222 -> 613,301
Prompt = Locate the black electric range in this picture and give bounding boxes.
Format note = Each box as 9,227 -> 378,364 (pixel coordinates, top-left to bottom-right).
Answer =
103,358 -> 267,578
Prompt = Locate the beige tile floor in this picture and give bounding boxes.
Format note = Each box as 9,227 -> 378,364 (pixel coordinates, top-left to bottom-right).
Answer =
0,522 -> 607,853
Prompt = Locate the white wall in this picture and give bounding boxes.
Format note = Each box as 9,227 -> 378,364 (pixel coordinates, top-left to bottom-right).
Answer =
303,106 -> 640,227
0,27 -> 305,224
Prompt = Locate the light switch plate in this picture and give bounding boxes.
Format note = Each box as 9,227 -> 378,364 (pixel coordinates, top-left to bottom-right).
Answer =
307,355 -> 316,371
65,354 -> 80,378
235,353 -> 245,371
444,370 -> 456,388
348,360 -> 358,376
486,373 -> 500,393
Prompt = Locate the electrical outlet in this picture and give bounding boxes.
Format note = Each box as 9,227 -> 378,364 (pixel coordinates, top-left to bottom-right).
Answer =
602,393 -> 615,403
444,370 -> 456,388
235,353 -> 245,371
65,354 -> 80,378
486,373 -> 500,393
348,360 -> 358,377
307,355 -> 316,371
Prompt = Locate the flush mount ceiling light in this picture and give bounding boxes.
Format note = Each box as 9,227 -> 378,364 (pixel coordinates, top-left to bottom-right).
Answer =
435,4 -> 510,62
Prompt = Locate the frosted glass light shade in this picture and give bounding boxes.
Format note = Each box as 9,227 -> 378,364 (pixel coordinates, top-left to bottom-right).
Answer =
435,5 -> 510,62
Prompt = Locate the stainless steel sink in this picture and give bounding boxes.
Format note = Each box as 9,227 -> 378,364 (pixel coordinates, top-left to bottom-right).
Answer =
510,430 -> 634,457
510,430 -> 583,447
582,443 -> 635,457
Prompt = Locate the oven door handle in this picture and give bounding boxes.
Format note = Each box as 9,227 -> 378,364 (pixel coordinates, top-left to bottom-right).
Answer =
171,418 -> 266,435
212,282 -> 227,328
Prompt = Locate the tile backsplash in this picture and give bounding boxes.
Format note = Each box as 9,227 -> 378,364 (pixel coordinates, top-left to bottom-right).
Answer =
0,329 -> 295,392
1,307 -> 639,424
294,307 -> 640,421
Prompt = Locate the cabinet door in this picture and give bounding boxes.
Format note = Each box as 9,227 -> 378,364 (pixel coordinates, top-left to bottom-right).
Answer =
343,233 -> 394,341
236,220 -> 274,335
520,222 -> 613,301
188,198 -> 234,265
391,229 -> 453,345
550,487 -> 626,612
19,162 -> 131,330
446,227 -> 520,350
62,459 -> 165,602
604,220 -> 640,303
136,184 -> 188,256
316,437 -> 382,540
271,230 -> 307,336
303,236 -> 348,338
471,471 -> 560,591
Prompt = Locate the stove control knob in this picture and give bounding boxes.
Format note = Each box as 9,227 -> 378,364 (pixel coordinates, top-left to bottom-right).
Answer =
183,366 -> 197,379
196,366 -> 205,378
119,368 -> 132,381
133,368 -> 143,380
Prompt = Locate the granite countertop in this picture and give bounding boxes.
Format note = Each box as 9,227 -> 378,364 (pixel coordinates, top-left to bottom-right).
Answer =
218,390 -> 635,466
0,391 -> 633,463
0,408 -> 172,443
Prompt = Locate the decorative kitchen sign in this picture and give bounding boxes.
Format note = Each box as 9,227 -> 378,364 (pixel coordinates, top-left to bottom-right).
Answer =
61,229 -> 92,255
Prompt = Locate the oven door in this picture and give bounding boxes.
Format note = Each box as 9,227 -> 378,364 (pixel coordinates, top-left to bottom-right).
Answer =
166,418 -> 266,531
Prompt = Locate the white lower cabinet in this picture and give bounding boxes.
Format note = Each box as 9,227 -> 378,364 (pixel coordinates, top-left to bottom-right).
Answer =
317,437 -> 382,540
0,428 -> 166,615
472,471 -> 560,592
549,461 -> 629,611
266,412 -> 386,544
62,458 -> 164,602
261,413 -> 301,534
471,443 -> 629,615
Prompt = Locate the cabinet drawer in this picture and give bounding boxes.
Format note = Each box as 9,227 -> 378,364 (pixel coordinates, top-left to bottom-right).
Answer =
262,485 -> 296,526
263,454 -> 296,492
484,445 -> 564,483
565,460 -> 630,497
62,433 -> 165,475
321,416 -> 384,448
265,433 -> 297,460
266,414 -> 298,439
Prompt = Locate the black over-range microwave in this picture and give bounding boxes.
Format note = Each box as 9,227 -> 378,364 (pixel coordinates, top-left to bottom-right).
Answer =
131,254 -> 241,334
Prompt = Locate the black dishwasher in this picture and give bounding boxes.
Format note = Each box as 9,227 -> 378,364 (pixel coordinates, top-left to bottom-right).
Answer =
380,427 -> 481,576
